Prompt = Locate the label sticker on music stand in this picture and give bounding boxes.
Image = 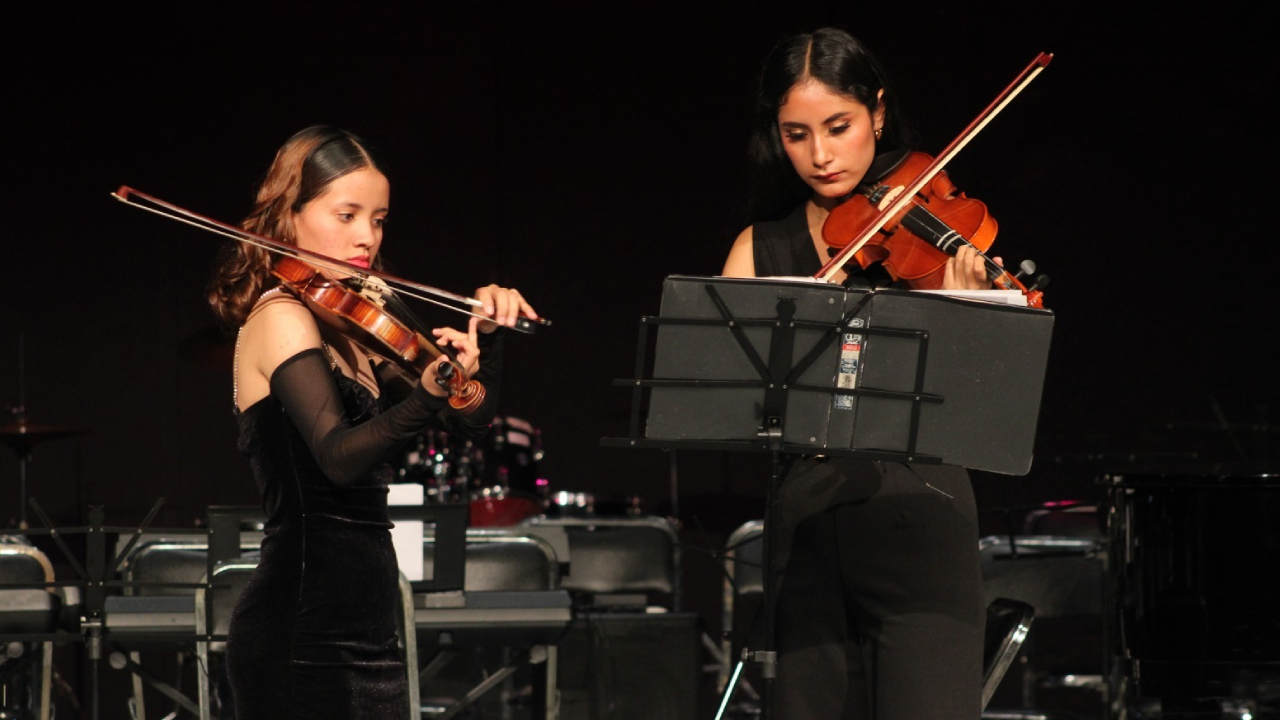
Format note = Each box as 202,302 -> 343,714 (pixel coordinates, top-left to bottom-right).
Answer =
835,330 -> 863,410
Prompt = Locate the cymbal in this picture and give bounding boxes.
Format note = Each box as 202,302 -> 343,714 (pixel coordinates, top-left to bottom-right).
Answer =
0,420 -> 87,453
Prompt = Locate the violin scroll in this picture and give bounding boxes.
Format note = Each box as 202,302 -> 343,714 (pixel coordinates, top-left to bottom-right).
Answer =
433,359 -> 486,413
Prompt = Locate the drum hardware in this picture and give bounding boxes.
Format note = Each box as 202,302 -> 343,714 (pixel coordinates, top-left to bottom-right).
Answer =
544,491 -> 643,519
468,487 -> 544,528
398,416 -> 548,527
3,338 -> 88,529
2,415 -> 87,530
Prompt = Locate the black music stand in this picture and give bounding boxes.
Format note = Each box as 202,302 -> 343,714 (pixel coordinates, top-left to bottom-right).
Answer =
602,275 -> 1053,720
388,502 -> 468,595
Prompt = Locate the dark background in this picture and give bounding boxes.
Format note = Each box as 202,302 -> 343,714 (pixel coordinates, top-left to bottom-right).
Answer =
3,0 -> 1277,713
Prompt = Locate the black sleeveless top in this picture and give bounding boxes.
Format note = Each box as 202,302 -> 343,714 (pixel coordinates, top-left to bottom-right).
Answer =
751,203 -> 896,288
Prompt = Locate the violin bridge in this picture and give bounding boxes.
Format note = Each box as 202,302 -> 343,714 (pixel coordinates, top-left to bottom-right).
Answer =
874,185 -> 905,211
356,274 -> 392,307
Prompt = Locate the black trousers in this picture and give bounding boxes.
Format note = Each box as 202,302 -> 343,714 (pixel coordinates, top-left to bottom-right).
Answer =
767,458 -> 984,720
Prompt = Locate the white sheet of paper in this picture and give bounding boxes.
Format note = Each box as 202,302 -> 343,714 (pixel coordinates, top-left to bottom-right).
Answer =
387,483 -> 425,581
915,289 -> 1028,306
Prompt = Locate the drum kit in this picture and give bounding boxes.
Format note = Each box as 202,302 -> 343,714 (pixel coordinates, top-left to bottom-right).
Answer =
3,404 -> 634,533
396,415 -> 641,527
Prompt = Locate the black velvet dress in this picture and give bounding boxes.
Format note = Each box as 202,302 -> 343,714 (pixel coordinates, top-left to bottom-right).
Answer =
226,335 -> 500,720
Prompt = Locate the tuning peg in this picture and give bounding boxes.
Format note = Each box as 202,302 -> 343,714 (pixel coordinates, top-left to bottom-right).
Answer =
1030,273 -> 1050,291
1013,259 -> 1037,281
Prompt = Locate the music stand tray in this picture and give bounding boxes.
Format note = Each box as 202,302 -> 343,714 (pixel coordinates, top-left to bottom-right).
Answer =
605,275 -> 1054,475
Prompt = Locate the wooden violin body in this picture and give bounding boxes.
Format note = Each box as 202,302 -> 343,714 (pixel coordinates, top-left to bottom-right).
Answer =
271,256 -> 485,413
822,151 -> 1041,307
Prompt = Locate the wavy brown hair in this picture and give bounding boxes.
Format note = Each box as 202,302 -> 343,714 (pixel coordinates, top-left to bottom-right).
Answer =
207,125 -> 386,327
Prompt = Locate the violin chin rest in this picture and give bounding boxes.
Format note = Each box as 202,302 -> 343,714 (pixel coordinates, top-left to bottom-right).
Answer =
862,148 -> 912,185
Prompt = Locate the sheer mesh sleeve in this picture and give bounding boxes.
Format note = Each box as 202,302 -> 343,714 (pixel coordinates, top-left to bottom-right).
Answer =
367,331 -> 505,441
373,360 -> 418,404
270,348 -> 448,486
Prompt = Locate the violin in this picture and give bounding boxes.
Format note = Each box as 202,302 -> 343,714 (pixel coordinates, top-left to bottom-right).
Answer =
112,186 -> 545,412
815,52 -> 1053,309
271,255 -> 485,412
822,149 -> 1046,306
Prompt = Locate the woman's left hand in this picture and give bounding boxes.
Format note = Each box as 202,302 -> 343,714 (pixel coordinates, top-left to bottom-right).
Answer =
430,319 -> 482,382
474,284 -> 538,333
942,245 -> 999,291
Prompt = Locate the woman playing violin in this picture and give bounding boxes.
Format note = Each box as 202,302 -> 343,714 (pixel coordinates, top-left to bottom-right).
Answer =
207,125 -> 536,719
722,30 -> 985,719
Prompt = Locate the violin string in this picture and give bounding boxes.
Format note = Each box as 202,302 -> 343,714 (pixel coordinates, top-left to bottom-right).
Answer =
903,205 -> 1010,284
112,189 -> 485,311
115,189 -> 545,329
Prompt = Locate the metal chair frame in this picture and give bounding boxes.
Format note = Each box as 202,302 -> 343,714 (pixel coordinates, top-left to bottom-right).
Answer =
116,535 -> 262,720
0,542 -> 57,720
520,515 -> 682,609
983,598 -> 1037,710
194,558 -> 259,720
718,520 -> 764,694
978,533 -> 1107,717
407,528 -> 564,720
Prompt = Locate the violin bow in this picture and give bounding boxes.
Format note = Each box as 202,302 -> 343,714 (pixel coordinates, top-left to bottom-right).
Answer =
815,52 -> 1053,283
112,186 -> 549,334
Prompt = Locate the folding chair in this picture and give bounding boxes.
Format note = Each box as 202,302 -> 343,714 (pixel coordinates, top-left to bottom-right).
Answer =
194,558 -> 258,720
408,528 -> 568,719
979,533 -> 1106,717
1,538 -> 58,720
519,515 -> 680,611
112,532 -> 262,719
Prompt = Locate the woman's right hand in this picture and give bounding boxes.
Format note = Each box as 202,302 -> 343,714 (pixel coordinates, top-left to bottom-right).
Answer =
421,318 -> 481,397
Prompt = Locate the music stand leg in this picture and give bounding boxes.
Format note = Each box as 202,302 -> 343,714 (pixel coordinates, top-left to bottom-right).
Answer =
712,449 -> 785,720
715,657 -> 748,720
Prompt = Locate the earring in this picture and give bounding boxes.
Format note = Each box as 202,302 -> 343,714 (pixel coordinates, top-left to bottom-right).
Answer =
875,127 -> 883,139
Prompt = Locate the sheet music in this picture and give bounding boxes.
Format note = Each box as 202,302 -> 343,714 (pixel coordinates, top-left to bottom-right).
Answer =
713,276 -> 1029,306
914,289 -> 1028,306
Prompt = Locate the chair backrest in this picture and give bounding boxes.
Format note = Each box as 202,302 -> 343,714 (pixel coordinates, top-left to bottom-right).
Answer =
979,535 -> 1104,619
724,520 -> 765,598
0,541 -> 59,634
424,529 -> 559,592
0,542 -> 51,584
120,536 -> 263,596
196,559 -> 259,652
1020,504 -> 1102,537
521,516 -> 680,605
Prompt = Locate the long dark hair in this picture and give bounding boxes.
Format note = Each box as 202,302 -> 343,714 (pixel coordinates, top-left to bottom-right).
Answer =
747,28 -> 911,222
207,125 -> 387,327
